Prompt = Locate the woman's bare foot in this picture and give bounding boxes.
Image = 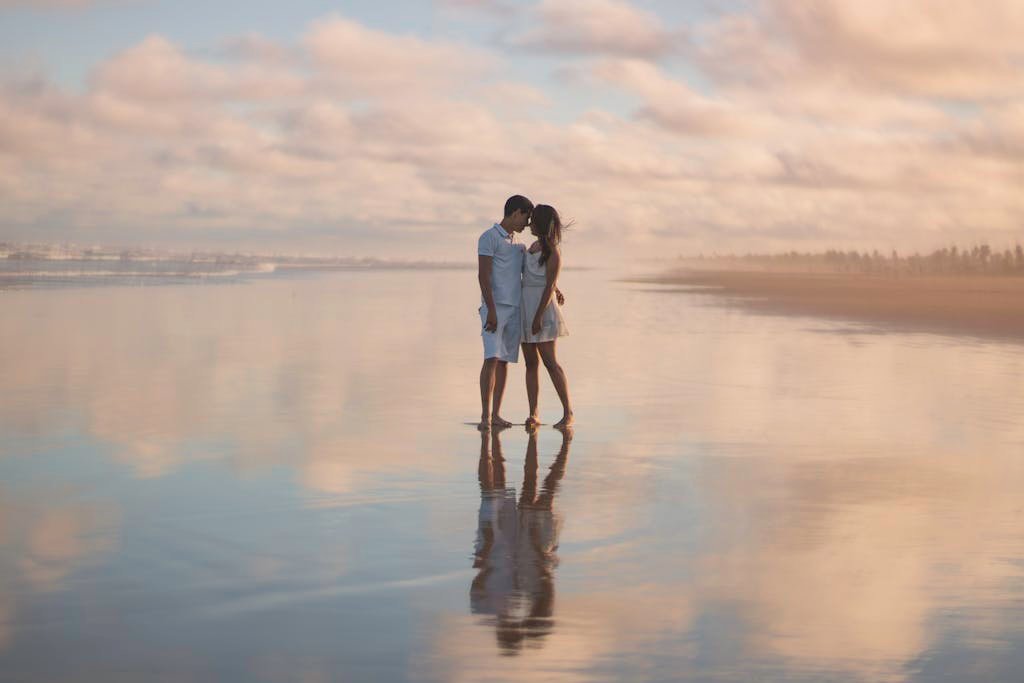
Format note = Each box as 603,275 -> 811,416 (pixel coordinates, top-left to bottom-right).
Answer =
525,415 -> 540,429
492,415 -> 513,429
553,412 -> 574,429
478,417 -> 491,431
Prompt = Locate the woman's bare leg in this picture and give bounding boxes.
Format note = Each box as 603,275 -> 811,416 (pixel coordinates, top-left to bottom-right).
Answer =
537,341 -> 573,428
522,343 -> 540,426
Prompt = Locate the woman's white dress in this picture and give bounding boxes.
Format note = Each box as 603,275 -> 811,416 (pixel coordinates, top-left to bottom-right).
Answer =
521,249 -> 569,343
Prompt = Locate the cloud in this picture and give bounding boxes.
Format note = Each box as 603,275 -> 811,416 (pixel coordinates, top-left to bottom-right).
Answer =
697,0 -> 1024,100
304,15 -> 492,97
509,0 -> 677,58
1,6 -> 1023,259
92,35 -> 305,103
590,59 -> 773,137
958,101 -> 1024,161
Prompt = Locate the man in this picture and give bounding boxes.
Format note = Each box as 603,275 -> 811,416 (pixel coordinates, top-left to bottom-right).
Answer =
478,195 -> 532,430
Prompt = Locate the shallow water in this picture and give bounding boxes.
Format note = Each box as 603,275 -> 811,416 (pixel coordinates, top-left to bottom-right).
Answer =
2,268 -> 1024,682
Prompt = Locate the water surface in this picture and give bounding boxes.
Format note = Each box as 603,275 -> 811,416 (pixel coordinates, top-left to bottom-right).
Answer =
2,268 -> 1023,682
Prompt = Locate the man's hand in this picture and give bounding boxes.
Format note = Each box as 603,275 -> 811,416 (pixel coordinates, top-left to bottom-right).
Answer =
484,308 -> 498,333
532,317 -> 542,336
556,288 -> 565,305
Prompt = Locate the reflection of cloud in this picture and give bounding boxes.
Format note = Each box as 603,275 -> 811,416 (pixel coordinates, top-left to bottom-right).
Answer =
19,506 -> 116,591
430,587 -> 695,682
0,488 -> 119,650
432,445 -> 1024,680
0,594 -> 11,651
301,442 -> 356,495
4,264 -> 1024,674
522,279 -> 1024,677
687,451 -> 1024,677
0,278 -> 474,490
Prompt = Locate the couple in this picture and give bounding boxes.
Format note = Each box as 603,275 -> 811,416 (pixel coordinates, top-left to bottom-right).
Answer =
478,194 -> 573,431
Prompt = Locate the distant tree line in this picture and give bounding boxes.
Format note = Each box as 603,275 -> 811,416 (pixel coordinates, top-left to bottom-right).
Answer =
691,244 -> 1024,276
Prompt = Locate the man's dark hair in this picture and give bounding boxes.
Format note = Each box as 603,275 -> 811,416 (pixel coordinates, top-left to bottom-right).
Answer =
504,195 -> 534,217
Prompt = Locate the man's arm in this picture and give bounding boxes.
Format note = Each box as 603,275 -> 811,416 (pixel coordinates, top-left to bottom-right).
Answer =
478,255 -> 498,332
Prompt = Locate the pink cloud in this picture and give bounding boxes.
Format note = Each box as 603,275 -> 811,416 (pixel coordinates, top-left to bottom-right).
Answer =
591,59 -> 774,137
510,0 -> 677,58
304,15 -> 491,97
92,35 -> 305,103
1,7 -> 1023,260
698,0 -> 1024,100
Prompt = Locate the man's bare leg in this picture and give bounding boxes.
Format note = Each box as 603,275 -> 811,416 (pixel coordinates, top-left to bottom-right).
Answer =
479,358 -> 497,430
491,360 -> 513,428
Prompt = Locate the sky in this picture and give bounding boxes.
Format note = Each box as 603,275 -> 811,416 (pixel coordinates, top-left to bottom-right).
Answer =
0,0 -> 1022,262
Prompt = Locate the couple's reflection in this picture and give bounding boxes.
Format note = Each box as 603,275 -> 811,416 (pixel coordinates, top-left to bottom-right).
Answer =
471,426 -> 572,654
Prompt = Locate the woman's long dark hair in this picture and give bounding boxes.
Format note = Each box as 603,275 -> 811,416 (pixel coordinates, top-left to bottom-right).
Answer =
531,204 -> 564,266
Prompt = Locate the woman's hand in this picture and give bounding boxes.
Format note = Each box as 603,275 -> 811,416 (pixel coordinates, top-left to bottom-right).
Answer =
532,317 -> 542,336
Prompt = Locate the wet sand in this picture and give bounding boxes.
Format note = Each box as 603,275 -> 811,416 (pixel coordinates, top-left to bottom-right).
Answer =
645,268 -> 1024,340
5,269 -> 1024,681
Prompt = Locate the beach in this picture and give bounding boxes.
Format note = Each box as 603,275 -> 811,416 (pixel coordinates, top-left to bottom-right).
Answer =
644,267 -> 1024,340
3,267 -> 1024,682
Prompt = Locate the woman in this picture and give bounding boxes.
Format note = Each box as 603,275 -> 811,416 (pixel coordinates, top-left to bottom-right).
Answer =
521,204 -> 573,429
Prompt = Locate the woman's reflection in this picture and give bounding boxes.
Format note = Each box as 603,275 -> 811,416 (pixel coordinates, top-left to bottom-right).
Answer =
471,426 -> 572,654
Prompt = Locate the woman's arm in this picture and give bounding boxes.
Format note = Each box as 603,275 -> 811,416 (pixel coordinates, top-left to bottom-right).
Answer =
532,249 -> 562,335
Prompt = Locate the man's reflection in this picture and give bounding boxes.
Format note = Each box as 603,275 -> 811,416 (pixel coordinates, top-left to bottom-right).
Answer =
471,426 -> 572,654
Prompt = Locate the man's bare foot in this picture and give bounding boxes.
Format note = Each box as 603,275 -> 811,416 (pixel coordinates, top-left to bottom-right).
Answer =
492,415 -> 513,429
478,417 -> 491,431
525,415 -> 540,428
554,413 -> 574,429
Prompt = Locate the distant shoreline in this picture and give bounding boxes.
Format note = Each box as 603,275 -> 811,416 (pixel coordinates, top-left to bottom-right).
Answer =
640,267 -> 1024,341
